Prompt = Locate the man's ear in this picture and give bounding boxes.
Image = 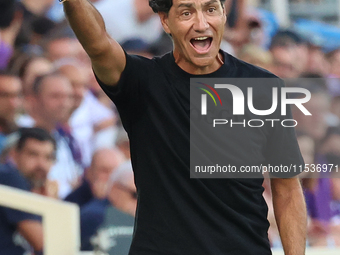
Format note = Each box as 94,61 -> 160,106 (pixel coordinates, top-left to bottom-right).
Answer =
158,12 -> 171,34
223,7 -> 227,25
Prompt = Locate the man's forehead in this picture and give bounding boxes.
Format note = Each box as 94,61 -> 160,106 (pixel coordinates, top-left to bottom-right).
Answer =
22,138 -> 54,151
0,76 -> 22,90
173,0 -> 220,7
40,76 -> 72,92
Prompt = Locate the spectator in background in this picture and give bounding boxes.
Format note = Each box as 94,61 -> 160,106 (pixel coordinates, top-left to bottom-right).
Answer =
226,3 -> 272,55
291,79 -> 340,247
65,148 -> 124,207
318,127 -> 340,211
319,127 -> 340,173
0,0 -> 22,70
45,37 -> 81,63
290,80 -> 333,247
20,57 -> 54,95
325,49 -> 340,124
25,16 -> 55,56
269,30 -> 309,78
326,48 -> 340,78
223,0 -> 247,54
318,127 -> 340,245
295,132 -> 331,247
283,30 -> 309,76
270,32 -> 297,78
305,37 -> 329,77
15,0 -> 55,51
329,94 -> 340,127
29,73 -> 83,198
56,61 -> 89,113
237,44 -> 274,72
57,60 -> 116,167
14,56 -> 55,129
30,73 -> 72,131
292,81 -> 330,143
0,72 -> 22,155
0,127 -> 56,255
66,148 -> 125,251
304,126 -> 340,247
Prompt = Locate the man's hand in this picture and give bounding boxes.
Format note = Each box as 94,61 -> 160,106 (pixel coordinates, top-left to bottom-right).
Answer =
31,180 -> 59,199
271,177 -> 307,255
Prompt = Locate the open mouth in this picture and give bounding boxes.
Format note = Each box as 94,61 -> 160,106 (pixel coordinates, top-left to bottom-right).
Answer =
190,37 -> 213,53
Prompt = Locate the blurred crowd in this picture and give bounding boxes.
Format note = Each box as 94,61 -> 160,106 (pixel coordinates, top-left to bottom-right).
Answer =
1,0 -> 340,253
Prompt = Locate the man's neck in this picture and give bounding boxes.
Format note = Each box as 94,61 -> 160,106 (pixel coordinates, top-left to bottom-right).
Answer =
174,51 -> 224,75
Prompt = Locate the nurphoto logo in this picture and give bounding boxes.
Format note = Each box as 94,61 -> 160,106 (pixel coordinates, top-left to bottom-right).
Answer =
196,81 -> 311,128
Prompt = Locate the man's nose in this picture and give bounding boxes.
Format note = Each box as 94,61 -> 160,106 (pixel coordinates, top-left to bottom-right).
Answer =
193,12 -> 209,32
38,158 -> 50,173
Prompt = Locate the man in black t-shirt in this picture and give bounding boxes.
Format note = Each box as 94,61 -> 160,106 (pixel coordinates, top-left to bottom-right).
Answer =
63,0 -> 307,254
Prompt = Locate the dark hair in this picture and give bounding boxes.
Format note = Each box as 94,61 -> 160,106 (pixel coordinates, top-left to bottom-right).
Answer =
16,127 -> 57,153
0,0 -> 16,29
0,69 -> 19,78
269,30 -> 305,50
149,0 -> 226,13
32,17 -> 55,36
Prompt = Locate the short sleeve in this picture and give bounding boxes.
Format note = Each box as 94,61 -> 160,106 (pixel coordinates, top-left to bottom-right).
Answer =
94,51 -> 151,131
264,79 -> 304,178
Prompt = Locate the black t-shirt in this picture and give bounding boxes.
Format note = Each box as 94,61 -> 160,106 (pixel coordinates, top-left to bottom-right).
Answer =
96,50 -> 303,255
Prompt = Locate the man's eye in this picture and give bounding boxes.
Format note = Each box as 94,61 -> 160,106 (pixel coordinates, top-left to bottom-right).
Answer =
182,11 -> 191,17
208,7 -> 216,13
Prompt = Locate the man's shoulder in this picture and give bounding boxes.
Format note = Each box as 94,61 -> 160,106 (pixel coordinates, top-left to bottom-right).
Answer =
223,51 -> 281,80
122,52 -> 165,75
0,164 -> 19,180
0,164 -> 30,191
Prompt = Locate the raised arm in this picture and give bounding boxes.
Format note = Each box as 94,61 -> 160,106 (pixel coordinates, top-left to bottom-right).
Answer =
63,0 -> 126,86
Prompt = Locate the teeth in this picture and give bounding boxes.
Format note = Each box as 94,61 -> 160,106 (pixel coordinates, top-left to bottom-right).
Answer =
194,37 -> 209,41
